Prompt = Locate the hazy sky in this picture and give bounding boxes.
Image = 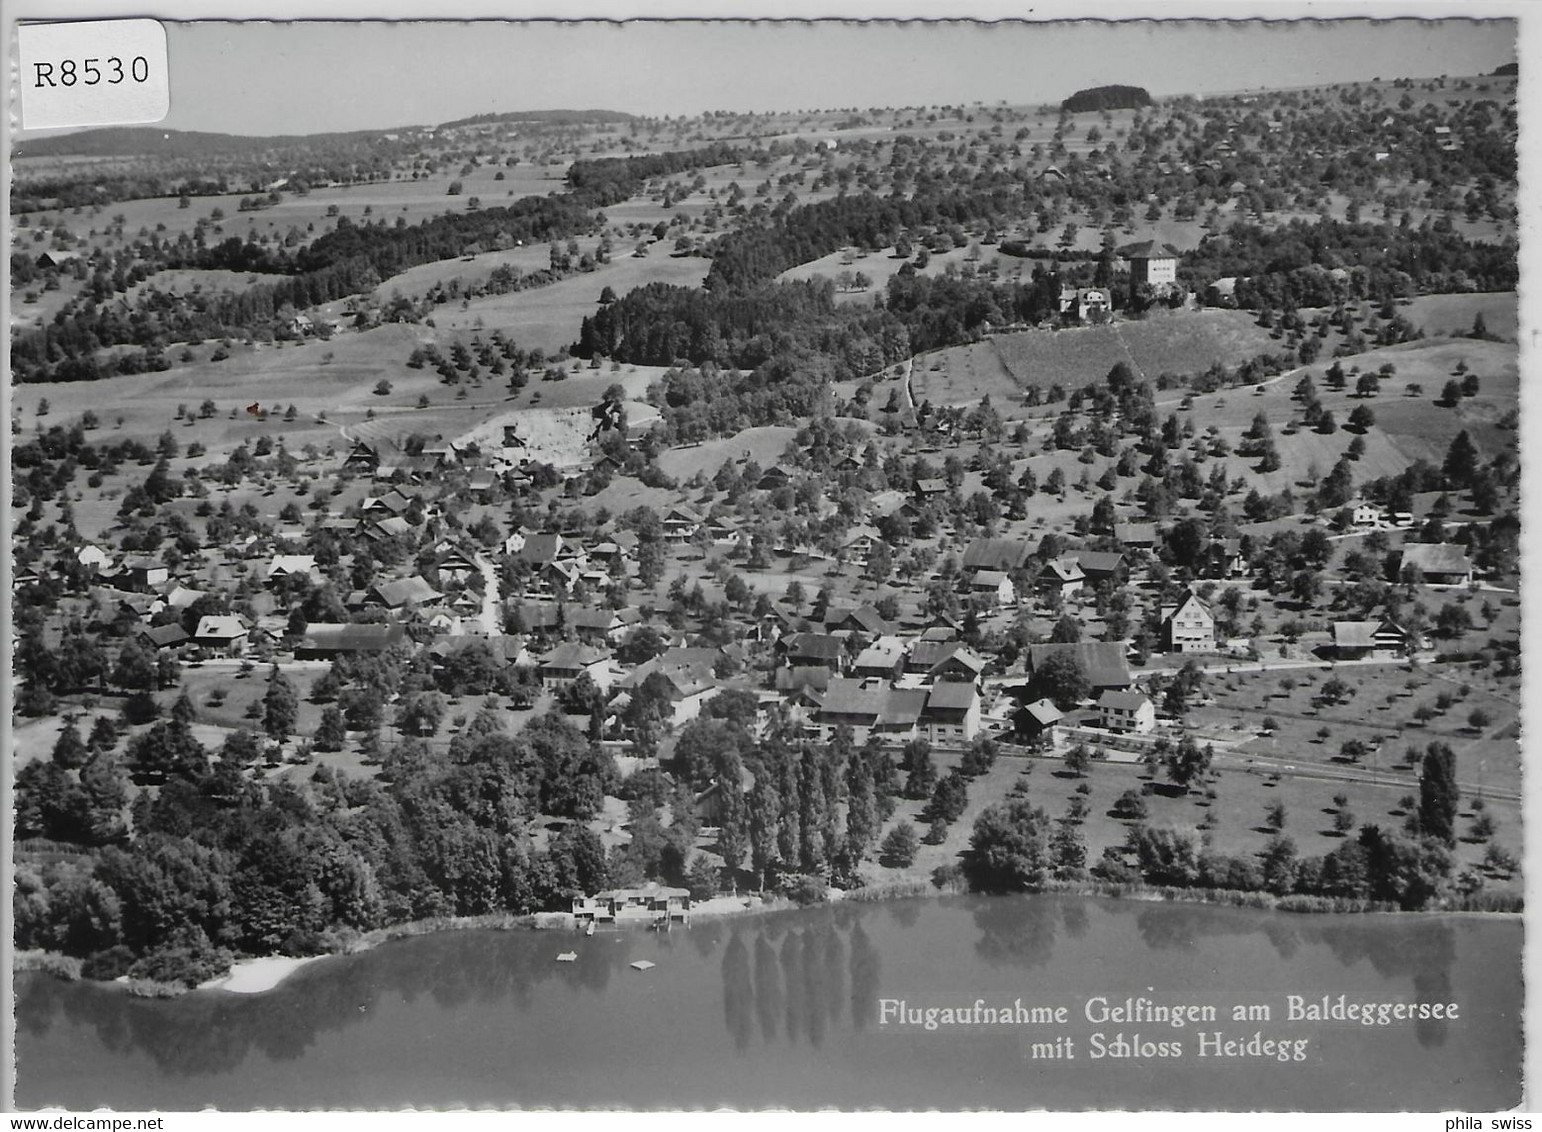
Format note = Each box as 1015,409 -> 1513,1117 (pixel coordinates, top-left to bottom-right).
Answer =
29,18 -> 1522,137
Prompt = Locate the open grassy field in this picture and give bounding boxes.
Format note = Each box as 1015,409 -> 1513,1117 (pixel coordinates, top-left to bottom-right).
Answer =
910,308 -> 1282,409
863,744 -> 1520,896
15,164 -> 564,249
1190,659 -> 1519,794
14,322 -> 453,455
656,425 -> 801,482
431,251 -> 711,354
1400,292 -> 1518,343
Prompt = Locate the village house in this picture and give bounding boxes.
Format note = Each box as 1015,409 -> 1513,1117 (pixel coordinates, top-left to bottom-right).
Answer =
1096,690 -> 1156,734
913,477 -> 948,503
962,536 -> 1032,578
662,506 -> 703,544
433,548 -> 480,588
905,638 -> 960,677
537,642 -> 614,690
116,557 -> 170,592
920,680 -> 981,748
928,645 -> 987,685
852,636 -> 907,681
76,544 -> 112,575
1400,543 -> 1473,587
343,439 -> 381,472
1013,696 -> 1065,744
294,622 -> 407,660
781,632 -> 847,673
161,583 -> 205,614
1070,550 -> 1125,587
810,678 -> 927,747
1026,642 -> 1132,693
1203,538 -> 1248,580
136,622 -> 191,652
1331,618 -> 1416,660
615,657 -> 719,725
1037,556 -> 1086,599
572,883 -> 691,925
1119,239 -> 1182,301
695,763 -> 756,826
706,516 -> 746,548
1114,522 -> 1158,551
1059,286 -> 1112,323
361,488 -> 414,517
968,569 -> 1017,607
757,465 -> 793,491
825,605 -> 894,639
569,606 -> 641,646
775,665 -> 831,700
1351,501 -> 1384,529
267,555 -> 321,587
365,575 -> 442,612
1162,591 -> 1217,654
193,614 -> 250,657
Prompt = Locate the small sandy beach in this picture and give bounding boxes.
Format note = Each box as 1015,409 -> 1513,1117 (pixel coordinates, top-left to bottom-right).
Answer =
200,954 -> 326,994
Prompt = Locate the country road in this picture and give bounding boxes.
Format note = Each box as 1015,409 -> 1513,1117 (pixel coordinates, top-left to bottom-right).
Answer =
476,552 -> 502,636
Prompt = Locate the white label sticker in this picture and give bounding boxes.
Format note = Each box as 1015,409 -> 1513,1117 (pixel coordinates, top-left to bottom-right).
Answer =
17,19 -> 169,130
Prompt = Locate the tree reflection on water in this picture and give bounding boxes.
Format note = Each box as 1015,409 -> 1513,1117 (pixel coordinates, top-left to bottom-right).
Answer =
16,893 -> 1512,1099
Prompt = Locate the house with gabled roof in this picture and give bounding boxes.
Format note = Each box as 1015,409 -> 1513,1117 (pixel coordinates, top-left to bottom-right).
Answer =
961,537 -> 1031,575
1161,591 -> 1216,653
913,477 -> 948,501
76,544 -> 112,574
776,665 -> 831,698
194,614 -> 249,657
294,622 -> 409,660
1399,543 -> 1473,587
137,622 -> 191,652
616,656 -> 719,724
433,548 -> 480,587
1037,556 -> 1086,599
1331,618 -> 1416,660
1204,538 -> 1248,579
367,515 -> 414,541
1027,642 -> 1131,692
267,554 -> 321,586
1114,522 -> 1158,551
516,532 -> 567,568
1013,696 -> 1064,742
1097,689 -> 1155,734
343,439 -> 381,471
852,636 -> 907,681
811,679 -> 923,747
1071,550 -> 1125,586
922,681 -> 981,747
662,505 -> 703,544
1118,239 -> 1181,298
929,645 -> 987,685
161,583 -> 205,612
362,488 -> 414,516
825,604 -> 893,639
538,642 -> 614,690
116,557 -> 170,592
757,465 -> 793,491
968,569 -> 1016,607
569,606 -> 641,645
366,575 -> 441,611
781,632 -> 847,673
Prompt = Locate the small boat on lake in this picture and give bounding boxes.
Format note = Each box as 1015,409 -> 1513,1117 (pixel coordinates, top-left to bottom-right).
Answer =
556,952 -> 578,963
630,960 -> 656,971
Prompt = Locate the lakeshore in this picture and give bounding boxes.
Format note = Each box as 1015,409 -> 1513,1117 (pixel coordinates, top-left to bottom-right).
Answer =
15,890 -> 1522,1111
16,877 -> 1520,1002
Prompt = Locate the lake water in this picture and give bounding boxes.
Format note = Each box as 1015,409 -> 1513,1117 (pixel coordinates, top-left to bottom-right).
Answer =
14,895 -> 1522,1110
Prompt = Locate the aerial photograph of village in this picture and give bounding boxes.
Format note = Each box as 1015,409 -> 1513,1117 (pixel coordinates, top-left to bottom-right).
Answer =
7,14 -> 1526,1113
